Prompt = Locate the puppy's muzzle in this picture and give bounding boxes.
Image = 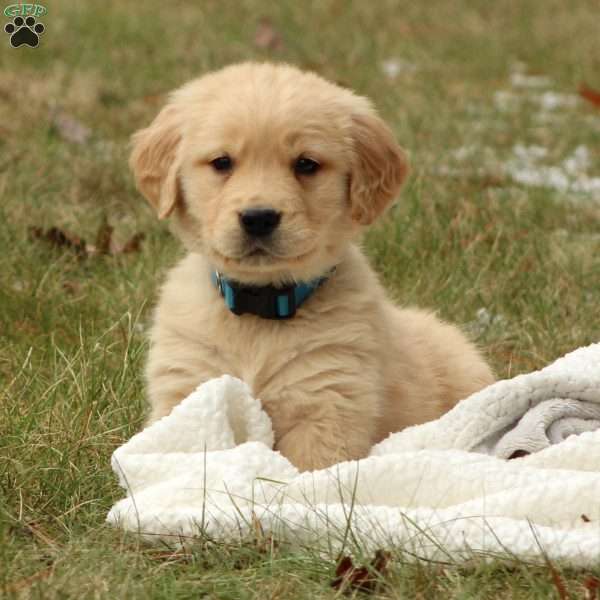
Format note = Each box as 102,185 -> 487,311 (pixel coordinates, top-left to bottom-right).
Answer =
239,207 -> 281,238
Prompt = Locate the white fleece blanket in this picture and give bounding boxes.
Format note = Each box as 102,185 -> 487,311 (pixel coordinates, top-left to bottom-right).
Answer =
107,344 -> 600,567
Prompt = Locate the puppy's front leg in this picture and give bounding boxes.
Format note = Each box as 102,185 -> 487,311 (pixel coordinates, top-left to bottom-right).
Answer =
145,347 -> 220,426
275,415 -> 375,472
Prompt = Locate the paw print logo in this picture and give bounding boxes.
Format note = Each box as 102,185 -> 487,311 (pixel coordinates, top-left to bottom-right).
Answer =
4,15 -> 45,48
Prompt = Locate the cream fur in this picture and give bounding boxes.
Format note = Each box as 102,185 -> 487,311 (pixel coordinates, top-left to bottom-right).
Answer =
131,62 -> 494,472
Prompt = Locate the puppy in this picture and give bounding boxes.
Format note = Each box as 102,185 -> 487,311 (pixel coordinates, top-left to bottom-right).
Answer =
130,62 -> 494,472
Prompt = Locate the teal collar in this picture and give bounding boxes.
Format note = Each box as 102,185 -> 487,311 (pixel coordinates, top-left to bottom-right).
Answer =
211,270 -> 333,320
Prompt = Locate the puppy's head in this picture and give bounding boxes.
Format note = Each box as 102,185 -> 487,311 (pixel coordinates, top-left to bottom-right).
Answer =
130,63 -> 407,285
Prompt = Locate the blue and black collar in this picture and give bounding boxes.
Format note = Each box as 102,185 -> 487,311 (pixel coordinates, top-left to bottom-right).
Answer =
211,270 -> 333,320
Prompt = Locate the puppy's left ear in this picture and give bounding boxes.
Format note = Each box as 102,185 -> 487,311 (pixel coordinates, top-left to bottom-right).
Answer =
349,113 -> 408,225
129,104 -> 184,220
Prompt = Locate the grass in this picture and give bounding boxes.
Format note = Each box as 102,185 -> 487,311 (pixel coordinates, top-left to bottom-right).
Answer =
1,0 -> 600,597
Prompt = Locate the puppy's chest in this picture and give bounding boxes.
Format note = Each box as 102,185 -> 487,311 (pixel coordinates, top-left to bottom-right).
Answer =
203,310 -> 324,386
199,302 -> 379,404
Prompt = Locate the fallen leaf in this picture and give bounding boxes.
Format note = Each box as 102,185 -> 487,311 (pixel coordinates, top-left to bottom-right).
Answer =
95,217 -> 114,255
331,550 -> 391,593
548,562 -> 570,600
29,221 -> 145,258
116,232 -> 145,254
579,84 -> 600,109
51,110 -> 92,145
62,281 -> 81,295
333,556 -> 354,579
584,576 -> 600,599
372,550 -> 391,573
254,17 -> 284,51
29,226 -> 87,257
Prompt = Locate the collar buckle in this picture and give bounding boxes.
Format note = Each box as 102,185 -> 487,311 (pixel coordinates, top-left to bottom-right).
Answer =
214,270 -> 224,295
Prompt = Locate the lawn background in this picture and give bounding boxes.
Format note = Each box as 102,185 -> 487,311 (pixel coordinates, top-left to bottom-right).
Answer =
1,0 -> 600,597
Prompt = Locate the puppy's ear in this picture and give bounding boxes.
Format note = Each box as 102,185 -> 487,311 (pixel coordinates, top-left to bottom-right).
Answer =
129,105 -> 183,219
349,113 -> 408,225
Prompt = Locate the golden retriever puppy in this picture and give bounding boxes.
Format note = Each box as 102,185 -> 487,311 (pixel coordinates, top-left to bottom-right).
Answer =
130,62 -> 494,472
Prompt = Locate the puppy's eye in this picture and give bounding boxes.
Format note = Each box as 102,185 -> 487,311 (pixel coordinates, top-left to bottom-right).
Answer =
211,155 -> 233,172
294,157 -> 320,176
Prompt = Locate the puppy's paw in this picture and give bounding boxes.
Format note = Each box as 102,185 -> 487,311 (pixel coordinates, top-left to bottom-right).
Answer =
276,426 -> 368,472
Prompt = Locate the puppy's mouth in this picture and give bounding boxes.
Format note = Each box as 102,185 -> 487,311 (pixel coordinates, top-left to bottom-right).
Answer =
245,249 -> 270,260
239,236 -> 301,261
212,241 -> 317,266
244,243 -> 272,259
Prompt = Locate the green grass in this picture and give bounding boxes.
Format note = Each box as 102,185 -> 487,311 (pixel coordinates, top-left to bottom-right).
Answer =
2,0 -> 600,597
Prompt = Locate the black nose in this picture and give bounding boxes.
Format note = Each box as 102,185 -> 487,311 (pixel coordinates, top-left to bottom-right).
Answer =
239,208 -> 281,237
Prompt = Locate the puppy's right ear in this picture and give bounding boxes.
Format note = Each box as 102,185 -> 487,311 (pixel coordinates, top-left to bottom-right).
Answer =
129,104 -> 183,219
349,112 -> 408,226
